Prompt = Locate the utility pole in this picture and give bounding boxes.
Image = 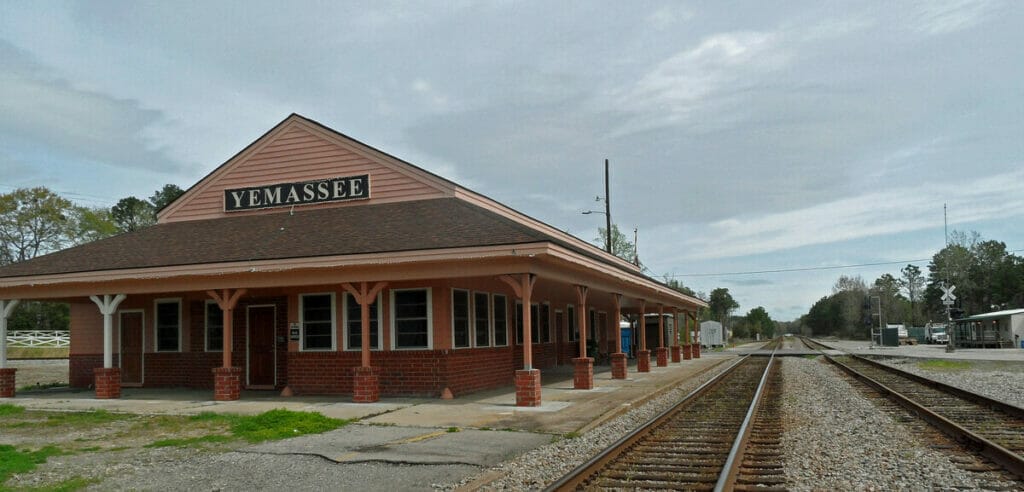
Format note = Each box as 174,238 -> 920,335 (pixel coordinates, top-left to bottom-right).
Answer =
605,159 -> 612,255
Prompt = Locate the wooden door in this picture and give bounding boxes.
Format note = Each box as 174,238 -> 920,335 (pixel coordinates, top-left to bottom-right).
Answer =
247,306 -> 276,387
120,312 -> 143,385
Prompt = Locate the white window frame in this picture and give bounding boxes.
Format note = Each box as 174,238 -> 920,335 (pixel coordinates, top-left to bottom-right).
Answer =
390,288 -> 433,350
299,292 -> 337,352
154,298 -> 182,353
451,288 -> 472,349
472,291 -> 491,348
492,293 -> 508,347
342,292 -> 383,351
204,300 -> 223,352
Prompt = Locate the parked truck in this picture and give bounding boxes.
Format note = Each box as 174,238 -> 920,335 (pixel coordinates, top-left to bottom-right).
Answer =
925,323 -> 949,344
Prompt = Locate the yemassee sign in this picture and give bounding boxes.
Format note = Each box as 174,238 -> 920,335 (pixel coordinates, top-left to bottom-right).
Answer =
224,175 -> 370,212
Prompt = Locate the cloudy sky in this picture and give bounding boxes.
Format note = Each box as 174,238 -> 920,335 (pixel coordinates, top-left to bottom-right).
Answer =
2,1 -> 1022,320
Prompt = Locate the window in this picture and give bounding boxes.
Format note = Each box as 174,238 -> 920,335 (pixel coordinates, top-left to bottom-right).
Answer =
301,293 -> 335,351
344,293 -> 379,351
540,303 -> 551,343
589,309 -> 597,341
531,303 -> 540,344
452,289 -> 471,348
515,301 -> 523,345
493,294 -> 508,346
393,289 -> 431,349
205,301 -> 223,352
474,292 -> 490,347
567,305 -> 577,342
155,299 -> 181,352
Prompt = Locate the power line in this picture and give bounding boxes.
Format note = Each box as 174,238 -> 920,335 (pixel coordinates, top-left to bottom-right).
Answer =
0,183 -> 117,206
671,249 -> 1024,278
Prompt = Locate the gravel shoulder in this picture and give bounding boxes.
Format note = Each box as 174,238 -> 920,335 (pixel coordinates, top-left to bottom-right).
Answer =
873,356 -> 1024,408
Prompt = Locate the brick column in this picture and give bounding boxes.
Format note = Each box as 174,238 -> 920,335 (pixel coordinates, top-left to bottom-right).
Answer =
684,343 -> 693,360
694,343 -> 701,358
671,345 -> 681,363
515,369 -> 541,407
213,367 -> 242,401
655,347 -> 669,367
352,366 -> 380,403
610,352 -> 627,379
637,350 -> 651,372
573,357 -> 594,390
94,367 -> 121,399
0,368 -> 16,398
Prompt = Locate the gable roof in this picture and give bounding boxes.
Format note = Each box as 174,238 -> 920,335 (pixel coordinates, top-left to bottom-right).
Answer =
0,198 -> 546,278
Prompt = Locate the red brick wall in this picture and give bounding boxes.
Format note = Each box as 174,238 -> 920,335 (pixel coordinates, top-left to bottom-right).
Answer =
69,354 -> 104,388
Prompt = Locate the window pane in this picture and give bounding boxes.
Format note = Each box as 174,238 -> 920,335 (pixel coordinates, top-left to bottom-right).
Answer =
453,290 -> 470,348
394,289 -> 429,349
347,295 -> 379,350
206,303 -> 223,350
474,293 -> 490,347
493,295 -> 507,346
568,306 -> 577,342
302,294 -> 334,350
156,301 -> 179,351
540,304 -> 550,343
515,302 -> 523,345
530,304 -> 539,344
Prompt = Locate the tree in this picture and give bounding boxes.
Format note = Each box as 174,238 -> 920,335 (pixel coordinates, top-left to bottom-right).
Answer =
871,273 -> 905,326
662,276 -> 696,297
0,187 -> 76,264
74,206 -> 118,244
595,223 -> 639,265
707,288 -> 739,328
149,184 -> 185,212
744,306 -> 776,338
111,196 -> 155,233
900,264 -> 925,328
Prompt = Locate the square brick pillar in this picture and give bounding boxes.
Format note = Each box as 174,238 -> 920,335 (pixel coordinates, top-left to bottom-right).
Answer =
352,366 -> 380,403
213,367 -> 242,401
0,368 -> 16,398
637,350 -> 651,373
655,347 -> 669,367
573,357 -> 594,390
515,369 -> 541,407
671,345 -> 682,363
683,344 -> 693,360
94,367 -> 121,399
694,343 -> 702,358
610,352 -> 628,379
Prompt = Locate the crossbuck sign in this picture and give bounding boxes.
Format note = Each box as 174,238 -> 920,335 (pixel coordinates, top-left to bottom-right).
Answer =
941,284 -> 957,306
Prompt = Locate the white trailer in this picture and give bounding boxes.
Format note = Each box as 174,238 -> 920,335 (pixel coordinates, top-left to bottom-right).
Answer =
700,320 -> 724,348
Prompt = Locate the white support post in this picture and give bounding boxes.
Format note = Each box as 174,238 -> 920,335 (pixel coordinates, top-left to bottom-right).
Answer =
90,294 -> 127,368
1,300 -> 20,369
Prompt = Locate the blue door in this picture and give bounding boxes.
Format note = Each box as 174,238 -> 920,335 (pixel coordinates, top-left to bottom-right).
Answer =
621,328 -> 633,357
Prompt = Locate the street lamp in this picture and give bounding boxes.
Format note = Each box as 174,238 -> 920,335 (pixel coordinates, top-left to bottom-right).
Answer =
582,159 -> 612,254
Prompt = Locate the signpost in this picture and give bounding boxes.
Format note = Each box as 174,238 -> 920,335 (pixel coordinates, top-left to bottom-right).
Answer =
942,283 -> 956,352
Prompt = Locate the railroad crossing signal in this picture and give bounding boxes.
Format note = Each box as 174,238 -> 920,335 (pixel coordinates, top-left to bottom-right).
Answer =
941,284 -> 957,306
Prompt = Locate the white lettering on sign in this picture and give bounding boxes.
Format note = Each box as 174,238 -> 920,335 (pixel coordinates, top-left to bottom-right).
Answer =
224,175 -> 370,212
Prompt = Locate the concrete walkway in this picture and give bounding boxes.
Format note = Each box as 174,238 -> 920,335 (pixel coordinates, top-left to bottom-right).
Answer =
7,355 -> 732,434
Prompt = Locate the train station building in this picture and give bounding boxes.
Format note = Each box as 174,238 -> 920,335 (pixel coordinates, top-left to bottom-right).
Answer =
0,114 -> 706,406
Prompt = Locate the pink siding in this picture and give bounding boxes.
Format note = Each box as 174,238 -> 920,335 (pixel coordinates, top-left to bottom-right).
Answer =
161,123 -> 451,223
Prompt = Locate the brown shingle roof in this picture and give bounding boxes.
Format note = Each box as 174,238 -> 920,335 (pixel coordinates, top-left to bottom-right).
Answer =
0,198 -> 549,278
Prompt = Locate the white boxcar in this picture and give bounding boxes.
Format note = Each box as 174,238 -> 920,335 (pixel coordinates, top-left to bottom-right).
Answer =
700,320 -> 725,347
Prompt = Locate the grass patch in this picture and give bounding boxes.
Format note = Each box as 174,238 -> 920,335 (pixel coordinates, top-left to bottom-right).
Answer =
917,359 -> 972,372
5,347 -> 69,359
0,444 -> 64,484
144,434 -> 233,449
36,476 -> 101,491
190,409 -> 350,442
0,404 -> 25,418
446,427 -> 460,433
42,410 -> 126,427
802,354 -> 819,360
563,431 -> 581,439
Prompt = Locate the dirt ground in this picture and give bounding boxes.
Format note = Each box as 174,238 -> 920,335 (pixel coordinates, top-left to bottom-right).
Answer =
7,359 -> 69,389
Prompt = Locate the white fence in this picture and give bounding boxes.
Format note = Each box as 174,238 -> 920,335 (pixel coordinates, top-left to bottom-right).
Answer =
5,330 -> 70,348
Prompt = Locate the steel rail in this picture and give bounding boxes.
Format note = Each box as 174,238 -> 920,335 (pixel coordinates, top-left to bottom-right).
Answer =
543,355 -> 749,492
713,350 -> 776,491
826,355 -> 1024,479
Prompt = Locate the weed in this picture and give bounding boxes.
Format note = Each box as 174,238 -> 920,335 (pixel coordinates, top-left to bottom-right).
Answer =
446,426 -> 460,433
144,434 -> 232,448
917,359 -> 972,372
39,476 -> 101,491
43,409 -> 127,427
76,446 -> 102,453
563,431 -> 581,439
0,444 -> 64,483
478,426 -> 491,431
18,382 -> 67,392
190,409 -> 350,442
0,403 -> 25,418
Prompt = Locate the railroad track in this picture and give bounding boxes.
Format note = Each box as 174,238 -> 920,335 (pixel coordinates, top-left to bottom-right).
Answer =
546,355 -> 784,491
825,354 -> 1024,478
